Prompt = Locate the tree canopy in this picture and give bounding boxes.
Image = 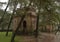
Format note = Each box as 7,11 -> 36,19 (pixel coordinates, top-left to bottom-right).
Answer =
0,0 -> 60,29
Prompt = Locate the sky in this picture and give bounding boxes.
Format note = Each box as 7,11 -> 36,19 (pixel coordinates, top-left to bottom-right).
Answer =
0,0 -> 8,2
0,0 -> 8,10
0,0 -> 20,10
0,0 -> 14,13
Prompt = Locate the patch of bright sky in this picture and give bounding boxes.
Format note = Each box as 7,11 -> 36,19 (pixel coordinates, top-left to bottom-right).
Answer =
0,0 -> 8,2
16,3 -> 20,8
0,0 -> 8,10
0,0 -> 20,11
1,4 -> 7,10
54,1 -> 60,6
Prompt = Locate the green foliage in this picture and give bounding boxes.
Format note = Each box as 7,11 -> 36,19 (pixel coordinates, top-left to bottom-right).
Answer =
0,0 -> 60,30
0,32 -> 12,42
5,0 -> 60,25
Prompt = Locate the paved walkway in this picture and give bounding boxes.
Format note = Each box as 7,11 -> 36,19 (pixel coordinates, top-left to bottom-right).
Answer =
54,32 -> 60,42
38,32 -> 56,42
19,32 -> 60,42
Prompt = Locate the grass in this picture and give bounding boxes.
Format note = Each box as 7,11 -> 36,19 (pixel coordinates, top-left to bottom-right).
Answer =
0,32 -> 24,42
0,32 -> 12,42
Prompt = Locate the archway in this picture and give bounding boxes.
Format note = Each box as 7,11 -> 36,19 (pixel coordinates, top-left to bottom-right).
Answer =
23,20 -> 27,34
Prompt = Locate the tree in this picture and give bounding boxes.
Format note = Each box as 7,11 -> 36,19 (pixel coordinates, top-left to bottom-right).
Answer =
22,0 -> 60,33
6,0 -> 18,36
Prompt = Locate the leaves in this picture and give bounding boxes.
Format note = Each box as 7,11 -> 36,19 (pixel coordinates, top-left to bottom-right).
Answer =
0,0 -> 60,29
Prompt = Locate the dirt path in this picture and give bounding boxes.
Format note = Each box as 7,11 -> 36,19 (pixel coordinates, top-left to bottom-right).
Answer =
22,33 -> 56,42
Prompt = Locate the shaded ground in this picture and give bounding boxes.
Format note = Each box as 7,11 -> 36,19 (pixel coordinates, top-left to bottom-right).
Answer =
38,32 -> 56,42
20,33 -> 56,42
16,32 -> 60,42
1,32 -> 60,42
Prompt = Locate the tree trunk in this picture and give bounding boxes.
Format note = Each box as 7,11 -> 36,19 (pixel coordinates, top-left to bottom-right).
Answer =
0,0 -> 10,24
6,0 -> 18,36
